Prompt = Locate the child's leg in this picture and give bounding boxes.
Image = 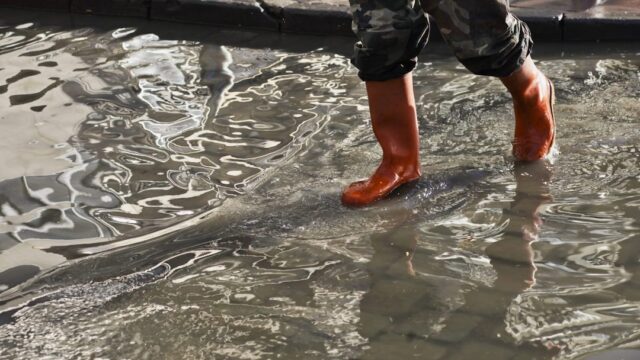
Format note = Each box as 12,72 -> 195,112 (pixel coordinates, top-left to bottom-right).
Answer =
425,0 -> 555,161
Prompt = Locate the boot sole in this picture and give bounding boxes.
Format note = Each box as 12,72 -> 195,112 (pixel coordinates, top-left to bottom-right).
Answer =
342,174 -> 421,207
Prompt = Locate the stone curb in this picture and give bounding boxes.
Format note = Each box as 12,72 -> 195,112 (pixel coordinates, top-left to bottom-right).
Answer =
1,0 -> 640,42
564,15 -> 640,41
70,0 -> 149,18
149,0 -> 280,31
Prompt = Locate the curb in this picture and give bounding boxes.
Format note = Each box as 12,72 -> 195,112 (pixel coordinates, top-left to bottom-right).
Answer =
70,0 -> 149,18
1,0 -> 640,42
564,15 -> 640,41
149,0 -> 280,31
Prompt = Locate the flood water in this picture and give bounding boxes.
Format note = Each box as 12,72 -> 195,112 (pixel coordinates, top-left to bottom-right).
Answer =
0,13 -> 639,360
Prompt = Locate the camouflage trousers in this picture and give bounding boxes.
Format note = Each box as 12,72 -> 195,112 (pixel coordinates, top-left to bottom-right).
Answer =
349,0 -> 532,81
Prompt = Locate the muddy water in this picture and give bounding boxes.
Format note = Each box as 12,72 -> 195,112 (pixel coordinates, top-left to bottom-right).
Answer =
0,19 -> 639,360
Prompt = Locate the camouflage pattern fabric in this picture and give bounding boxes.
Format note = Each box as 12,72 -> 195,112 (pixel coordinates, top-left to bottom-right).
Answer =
349,0 -> 532,81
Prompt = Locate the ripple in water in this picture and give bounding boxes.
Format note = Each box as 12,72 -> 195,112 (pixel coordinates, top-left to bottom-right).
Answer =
1,21 -> 640,360
0,24 -> 353,263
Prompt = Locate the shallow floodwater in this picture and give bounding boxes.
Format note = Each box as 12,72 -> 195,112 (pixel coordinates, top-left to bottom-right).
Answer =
0,19 -> 639,360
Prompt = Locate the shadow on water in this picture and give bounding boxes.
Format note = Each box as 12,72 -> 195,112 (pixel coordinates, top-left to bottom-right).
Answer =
1,8 -> 640,360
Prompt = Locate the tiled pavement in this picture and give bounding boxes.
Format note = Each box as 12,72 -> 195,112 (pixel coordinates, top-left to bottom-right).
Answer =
1,0 -> 640,41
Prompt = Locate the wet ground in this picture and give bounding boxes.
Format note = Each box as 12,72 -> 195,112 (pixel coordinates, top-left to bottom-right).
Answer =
0,15 -> 639,360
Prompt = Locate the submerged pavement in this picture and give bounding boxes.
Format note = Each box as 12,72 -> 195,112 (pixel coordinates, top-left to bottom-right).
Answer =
2,0 -> 640,41
0,9 -> 640,360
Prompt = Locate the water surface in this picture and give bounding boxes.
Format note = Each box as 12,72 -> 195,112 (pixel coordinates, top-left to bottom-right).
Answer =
0,17 -> 639,360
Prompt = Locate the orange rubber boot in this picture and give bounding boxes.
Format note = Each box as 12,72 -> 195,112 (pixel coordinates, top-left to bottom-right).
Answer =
342,74 -> 421,207
501,57 -> 556,162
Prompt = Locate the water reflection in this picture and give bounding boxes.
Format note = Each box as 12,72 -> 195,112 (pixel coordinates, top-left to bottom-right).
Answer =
0,23 -> 351,290
360,161 -> 559,359
1,19 -> 639,360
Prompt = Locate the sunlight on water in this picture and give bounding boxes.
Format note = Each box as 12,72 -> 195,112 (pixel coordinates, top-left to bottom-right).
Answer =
0,23 -> 353,256
0,20 -> 639,360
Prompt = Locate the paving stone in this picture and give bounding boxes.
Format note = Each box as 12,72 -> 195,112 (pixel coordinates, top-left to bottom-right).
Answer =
447,340 -> 515,360
362,333 -> 448,360
149,0 -> 279,31
70,0 -> 149,17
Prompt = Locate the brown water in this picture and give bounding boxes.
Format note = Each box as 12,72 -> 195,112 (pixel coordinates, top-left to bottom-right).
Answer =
0,16 -> 639,360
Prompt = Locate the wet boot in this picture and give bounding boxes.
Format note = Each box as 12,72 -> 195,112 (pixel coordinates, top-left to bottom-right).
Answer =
501,57 -> 556,162
342,74 -> 421,207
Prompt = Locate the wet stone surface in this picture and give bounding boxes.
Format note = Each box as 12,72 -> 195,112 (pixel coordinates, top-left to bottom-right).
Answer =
70,0 -> 150,17
4,0 -> 640,40
0,21 -> 639,360
149,0 -> 280,30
